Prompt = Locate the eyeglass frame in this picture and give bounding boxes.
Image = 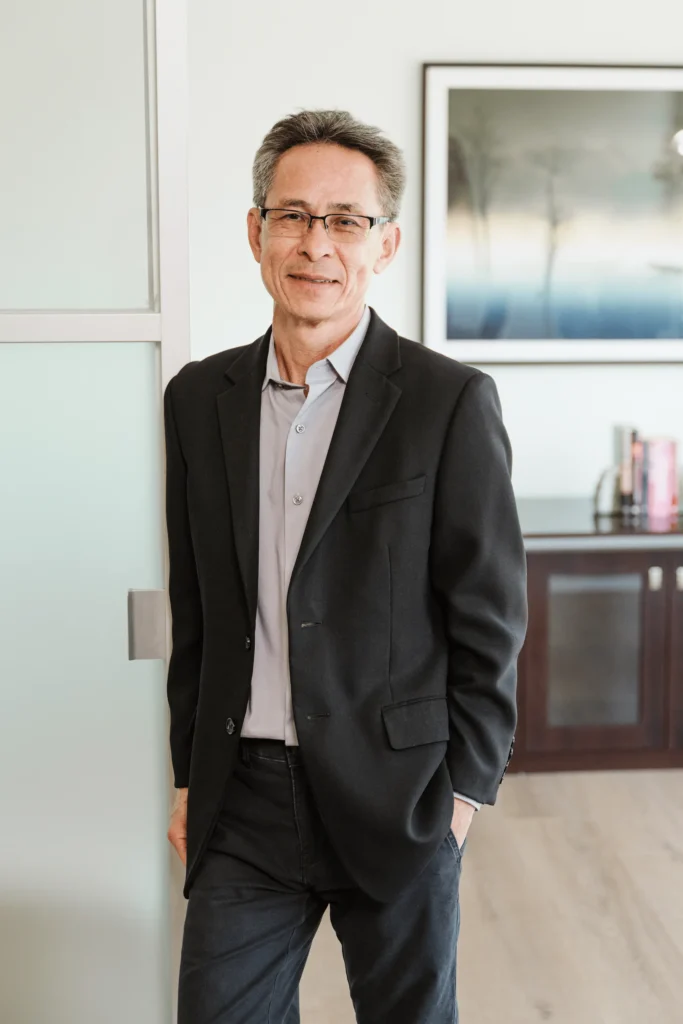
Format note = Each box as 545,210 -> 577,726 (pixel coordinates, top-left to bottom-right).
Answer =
258,207 -> 392,239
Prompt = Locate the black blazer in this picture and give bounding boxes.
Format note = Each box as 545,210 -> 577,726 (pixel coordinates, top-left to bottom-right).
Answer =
164,308 -> 528,901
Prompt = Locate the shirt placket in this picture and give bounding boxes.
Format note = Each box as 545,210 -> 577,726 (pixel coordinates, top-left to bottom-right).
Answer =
282,366 -> 337,743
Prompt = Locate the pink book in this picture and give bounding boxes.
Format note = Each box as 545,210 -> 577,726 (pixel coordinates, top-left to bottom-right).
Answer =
646,438 -> 678,519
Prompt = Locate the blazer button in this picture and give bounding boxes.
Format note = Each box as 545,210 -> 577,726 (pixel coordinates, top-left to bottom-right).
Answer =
245,636 -> 252,650
226,718 -> 236,735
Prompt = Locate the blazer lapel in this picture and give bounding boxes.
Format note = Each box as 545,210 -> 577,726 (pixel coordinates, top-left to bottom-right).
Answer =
290,310 -> 403,586
216,333 -> 270,626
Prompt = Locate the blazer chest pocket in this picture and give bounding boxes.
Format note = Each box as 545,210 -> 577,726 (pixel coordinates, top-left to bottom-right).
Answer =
348,474 -> 427,513
382,696 -> 449,749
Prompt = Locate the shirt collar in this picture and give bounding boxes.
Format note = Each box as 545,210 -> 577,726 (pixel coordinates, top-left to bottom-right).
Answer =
262,305 -> 371,391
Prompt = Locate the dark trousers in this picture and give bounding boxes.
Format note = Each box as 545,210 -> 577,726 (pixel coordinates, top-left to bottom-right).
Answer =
178,738 -> 466,1024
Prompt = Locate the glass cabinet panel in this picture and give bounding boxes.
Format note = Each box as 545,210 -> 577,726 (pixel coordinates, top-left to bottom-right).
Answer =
547,573 -> 642,727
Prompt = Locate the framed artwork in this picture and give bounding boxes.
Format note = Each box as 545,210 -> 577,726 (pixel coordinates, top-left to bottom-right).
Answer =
422,64 -> 683,363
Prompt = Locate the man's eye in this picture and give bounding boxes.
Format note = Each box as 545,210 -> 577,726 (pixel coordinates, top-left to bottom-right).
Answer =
328,216 -> 365,231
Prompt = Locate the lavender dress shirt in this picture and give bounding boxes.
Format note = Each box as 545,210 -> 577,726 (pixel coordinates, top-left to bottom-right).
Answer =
239,305 -> 481,811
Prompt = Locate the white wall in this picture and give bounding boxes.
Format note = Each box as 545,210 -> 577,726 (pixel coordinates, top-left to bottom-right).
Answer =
188,0 -> 683,497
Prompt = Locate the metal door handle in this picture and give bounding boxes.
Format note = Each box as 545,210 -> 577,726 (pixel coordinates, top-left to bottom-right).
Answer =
648,566 -> 663,591
127,590 -> 167,660
677,567 -> 683,591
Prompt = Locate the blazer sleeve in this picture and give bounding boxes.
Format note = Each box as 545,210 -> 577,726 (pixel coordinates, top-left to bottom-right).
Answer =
164,372 -> 203,789
430,371 -> 528,805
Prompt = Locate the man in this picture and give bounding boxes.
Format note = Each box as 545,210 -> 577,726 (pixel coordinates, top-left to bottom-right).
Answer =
164,109 -> 528,1023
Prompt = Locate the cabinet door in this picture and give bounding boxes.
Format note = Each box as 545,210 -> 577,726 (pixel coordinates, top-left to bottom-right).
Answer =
525,551 -> 668,753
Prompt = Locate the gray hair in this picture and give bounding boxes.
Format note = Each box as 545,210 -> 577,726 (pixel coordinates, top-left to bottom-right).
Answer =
252,109 -> 406,221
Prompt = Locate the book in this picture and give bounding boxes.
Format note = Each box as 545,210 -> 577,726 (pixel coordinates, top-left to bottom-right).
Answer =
646,437 -> 678,520
615,431 -> 679,522
631,434 -> 644,517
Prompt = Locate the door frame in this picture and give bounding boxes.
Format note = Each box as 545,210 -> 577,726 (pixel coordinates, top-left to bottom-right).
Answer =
0,1 -> 191,1018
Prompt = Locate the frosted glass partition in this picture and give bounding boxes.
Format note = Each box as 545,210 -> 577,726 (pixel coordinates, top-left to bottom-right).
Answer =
0,342 -> 168,1023
0,0 -> 153,310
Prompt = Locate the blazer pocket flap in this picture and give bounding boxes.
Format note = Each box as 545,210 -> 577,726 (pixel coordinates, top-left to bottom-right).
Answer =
348,474 -> 427,513
382,696 -> 449,750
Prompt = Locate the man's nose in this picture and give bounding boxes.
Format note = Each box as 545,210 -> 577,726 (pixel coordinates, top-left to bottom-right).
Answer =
297,218 -> 334,260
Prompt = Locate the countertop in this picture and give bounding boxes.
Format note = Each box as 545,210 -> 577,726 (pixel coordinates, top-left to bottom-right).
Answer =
516,497 -> 683,551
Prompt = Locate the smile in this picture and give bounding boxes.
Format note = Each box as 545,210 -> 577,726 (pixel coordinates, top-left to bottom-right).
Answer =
289,275 -> 338,284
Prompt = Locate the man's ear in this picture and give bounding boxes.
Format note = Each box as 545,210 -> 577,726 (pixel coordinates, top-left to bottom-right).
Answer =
247,207 -> 263,264
373,223 -> 401,276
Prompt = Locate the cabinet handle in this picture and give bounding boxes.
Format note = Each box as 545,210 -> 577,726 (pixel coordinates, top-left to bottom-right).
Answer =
677,567 -> 683,591
648,566 -> 663,591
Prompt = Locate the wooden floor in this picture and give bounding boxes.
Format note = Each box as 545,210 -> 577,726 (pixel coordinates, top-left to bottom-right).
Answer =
299,769 -> 683,1023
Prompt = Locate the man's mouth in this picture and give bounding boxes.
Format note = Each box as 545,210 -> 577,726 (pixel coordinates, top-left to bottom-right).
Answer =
288,274 -> 338,285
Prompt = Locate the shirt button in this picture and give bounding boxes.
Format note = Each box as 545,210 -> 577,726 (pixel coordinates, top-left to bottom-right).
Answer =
293,494 -> 304,505
226,718 -> 236,735
295,423 -> 306,434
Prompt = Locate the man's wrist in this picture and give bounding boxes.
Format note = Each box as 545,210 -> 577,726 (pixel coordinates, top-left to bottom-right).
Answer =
453,791 -> 481,811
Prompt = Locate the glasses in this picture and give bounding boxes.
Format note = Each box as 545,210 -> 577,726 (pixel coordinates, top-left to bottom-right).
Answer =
259,208 -> 391,244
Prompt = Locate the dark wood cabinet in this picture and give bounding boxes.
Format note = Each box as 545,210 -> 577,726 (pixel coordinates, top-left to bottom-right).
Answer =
511,499 -> 683,774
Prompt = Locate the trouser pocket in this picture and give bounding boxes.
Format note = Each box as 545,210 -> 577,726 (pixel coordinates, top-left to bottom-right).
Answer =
446,828 -> 467,864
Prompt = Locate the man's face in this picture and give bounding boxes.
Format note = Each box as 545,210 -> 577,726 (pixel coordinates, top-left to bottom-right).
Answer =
247,143 -> 400,326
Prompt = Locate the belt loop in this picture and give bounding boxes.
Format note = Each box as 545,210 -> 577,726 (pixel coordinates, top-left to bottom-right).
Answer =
285,744 -> 301,769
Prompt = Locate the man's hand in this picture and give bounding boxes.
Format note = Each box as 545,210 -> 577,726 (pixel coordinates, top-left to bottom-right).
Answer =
451,796 -> 475,850
168,787 -> 188,865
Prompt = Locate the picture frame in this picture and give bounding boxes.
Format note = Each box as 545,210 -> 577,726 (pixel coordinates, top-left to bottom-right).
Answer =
422,63 -> 683,363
